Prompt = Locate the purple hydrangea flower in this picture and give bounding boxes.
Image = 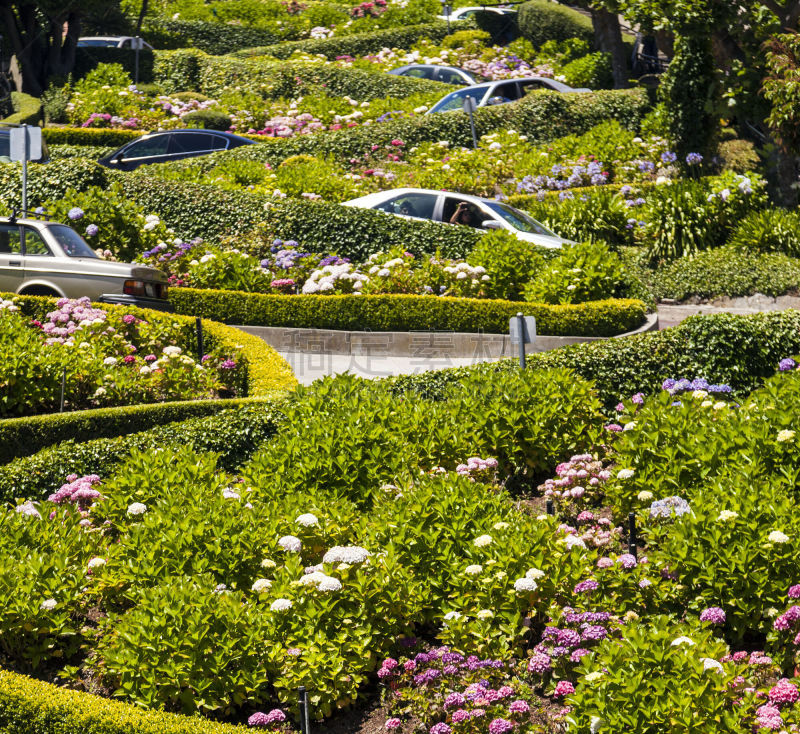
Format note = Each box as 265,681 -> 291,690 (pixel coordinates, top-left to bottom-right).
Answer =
430,724 -> 451,734
68,207 -> 84,221
85,224 -> 99,237
661,151 -> 677,164
488,719 -> 514,734
686,152 -> 703,165
779,358 -> 797,372
573,579 -> 599,594
699,607 -> 726,625
527,652 -> 552,674
617,553 -> 637,570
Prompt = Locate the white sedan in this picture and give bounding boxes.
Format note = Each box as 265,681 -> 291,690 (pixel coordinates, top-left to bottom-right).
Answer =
436,6 -> 517,21
343,188 -> 568,248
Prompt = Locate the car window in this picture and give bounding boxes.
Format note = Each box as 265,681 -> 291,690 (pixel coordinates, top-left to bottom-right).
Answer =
484,202 -> 558,236
0,224 -> 22,255
169,133 -> 218,155
210,135 -> 229,150
48,225 -> 98,258
443,197 -> 484,229
378,193 -> 438,220
432,87 -> 483,113
122,136 -> 170,159
437,69 -> 465,85
492,82 -> 521,101
519,80 -> 548,95
402,67 -> 429,79
22,227 -> 51,256
78,39 -> 117,47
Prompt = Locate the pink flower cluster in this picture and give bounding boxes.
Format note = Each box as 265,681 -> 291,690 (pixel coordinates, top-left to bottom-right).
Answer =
562,517 -> 621,549
247,709 -> 286,727
47,474 -> 102,508
540,454 -> 610,505
455,456 -> 499,483
699,606 -> 726,625
41,297 -> 108,342
773,605 -> 800,632
768,679 -> 800,706
755,704 -> 783,730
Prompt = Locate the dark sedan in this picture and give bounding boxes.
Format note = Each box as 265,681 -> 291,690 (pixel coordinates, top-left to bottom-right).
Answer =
97,129 -> 255,171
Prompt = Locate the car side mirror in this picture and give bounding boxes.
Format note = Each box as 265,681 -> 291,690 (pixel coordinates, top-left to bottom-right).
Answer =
481,220 -> 503,230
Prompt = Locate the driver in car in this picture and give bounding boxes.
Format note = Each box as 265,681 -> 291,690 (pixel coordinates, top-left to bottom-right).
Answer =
449,201 -> 480,228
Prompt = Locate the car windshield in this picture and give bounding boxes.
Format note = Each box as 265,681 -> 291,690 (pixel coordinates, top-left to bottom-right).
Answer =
484,202 -> 558,236
78,39 -> 118,47
49,224 -> 98,258
430,87 -> 486,112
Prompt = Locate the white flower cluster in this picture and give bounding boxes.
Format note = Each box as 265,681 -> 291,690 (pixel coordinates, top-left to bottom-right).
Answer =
473,534 -> 493,547
513,577 -> 538,593
278,535 -> 302,553
301,264 -> 368,294
322,545 -> 370,564
296,513 -> 319,527
298,570 -> 342,592
0,298 -> 19,312
443,262 -> 489,283
127,502 -> 147,516
252,578 -> 272,593
270,598 -> 293,612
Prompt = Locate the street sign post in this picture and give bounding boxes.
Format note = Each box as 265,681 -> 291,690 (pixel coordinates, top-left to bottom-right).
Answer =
132,36 -> 145,84
10,124 -> 42,212
462,95 -> 478,149
509,312 -> 536,368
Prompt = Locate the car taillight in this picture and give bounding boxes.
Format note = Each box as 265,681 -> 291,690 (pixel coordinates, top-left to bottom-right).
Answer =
123,280 -> 146,296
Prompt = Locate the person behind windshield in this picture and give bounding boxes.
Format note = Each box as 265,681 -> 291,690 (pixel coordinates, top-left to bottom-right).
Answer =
450,201 -> 480,228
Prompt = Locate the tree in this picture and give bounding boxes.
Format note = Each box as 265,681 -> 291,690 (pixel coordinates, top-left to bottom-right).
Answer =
0,0 -> 111,96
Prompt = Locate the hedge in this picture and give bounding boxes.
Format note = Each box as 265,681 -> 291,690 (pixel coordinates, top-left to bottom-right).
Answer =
389,310 -> 800,407
0,669 -> 249,734
169,288 -> 648,336
153,49 -> 448,99
0,397 -> 265,465
231,21 -> 460,60
1,92 -> 42,125
0,398 -> 286,509
8,293 -> 297,396
143,17 -> 282,55
73,47 -> 155,83
42,127 -> 144,147
156,87 -> 650,171
517,0 -> 594,49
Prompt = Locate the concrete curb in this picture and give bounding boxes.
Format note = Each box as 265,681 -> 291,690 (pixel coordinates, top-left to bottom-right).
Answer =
233,312 -> 659,358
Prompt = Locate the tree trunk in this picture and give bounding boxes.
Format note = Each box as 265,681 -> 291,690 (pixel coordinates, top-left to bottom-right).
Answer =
591,7 -> 628,89
136,0 -> 149,35
772,147 -> 799,208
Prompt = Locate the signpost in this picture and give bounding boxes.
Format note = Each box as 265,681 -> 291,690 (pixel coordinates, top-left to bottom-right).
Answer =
462,95 -> 478,149
132,36 -> 145,85
10,124 -> 42,212
509,312 -> 536,368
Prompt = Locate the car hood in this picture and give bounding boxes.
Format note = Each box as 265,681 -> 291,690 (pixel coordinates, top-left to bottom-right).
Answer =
512,232 -> 571,249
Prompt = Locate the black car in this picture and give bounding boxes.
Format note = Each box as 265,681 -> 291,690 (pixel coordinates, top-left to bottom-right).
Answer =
0,125 -> 50,163
97,129 -> 256,171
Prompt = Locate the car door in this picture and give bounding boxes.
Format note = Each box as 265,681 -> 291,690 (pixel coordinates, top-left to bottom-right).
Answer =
375,192 -> 440,223
112,135 -> 171,170
485,81 -> 522,105
0,223 -> 24,294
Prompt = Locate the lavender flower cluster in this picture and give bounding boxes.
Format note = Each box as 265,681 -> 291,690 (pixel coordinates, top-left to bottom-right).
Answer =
649,496 -> 691,519
40,297 -> 108,343
48,474 -> 102,509
661,378 -> 732,395
539,454 -> 610,507
516,161 -> 608,195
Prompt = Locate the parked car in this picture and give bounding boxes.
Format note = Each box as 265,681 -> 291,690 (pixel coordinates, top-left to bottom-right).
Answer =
97,129 -> 256,171
388,64 -> 480,86
436,5 -> 516,21
426,76 -> 591,114
0,213 -> 172,311
77,36 -> 154,50
0,124 -> 50,164
343,188 -> 569,248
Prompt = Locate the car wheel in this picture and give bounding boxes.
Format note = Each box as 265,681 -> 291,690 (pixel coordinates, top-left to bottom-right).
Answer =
20,285 -> 60,297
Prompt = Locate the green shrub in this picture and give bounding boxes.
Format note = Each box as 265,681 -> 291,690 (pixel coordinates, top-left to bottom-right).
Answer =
0,159 -> 110,209
1,93 -> 42,125
73,47 -> 155,84
181,108 -> 232,130
49,144 -> 117,159
42,127 -> 144,147
169,287 -> 647,336
232,22 -> 456,60
649,245 -> 800,301
562,52 -> 614,90
716,138 -> 761,173
0,398 -> 271,465
517,0 -> 594,49
0,400 -> 285,503
727,207 -> 800,256
524,240 -> 630,304
143,17 -> 281,55
468,229 -> 553,301
42,83 -> 71,124
388,310 -> 800,407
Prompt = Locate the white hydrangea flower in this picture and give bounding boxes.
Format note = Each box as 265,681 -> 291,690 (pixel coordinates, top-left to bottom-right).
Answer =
493,522 -> 509,530
40,599 -> 57,611
103,356 -> 117,366
717,510 -> 738,522
514,578 -> 538,593
317,575 -> 342,592
637,491 -> 653,501
701,657 -> 723,673
162,345 -> 182,356
768,530 -> 790,544
296,513 -> 319,527
222,488 -> 241,500
473,534 -> 493,547
564,535 -> 587,551
261,558 -> 277,569
322,545 -> 370,564
617,468 -> 635,480
777,429 -> 796,443
298,571 -> 327,586
278,535 -> 302,552
464,564 -> 483,575
270,598 -> 293,612
252,578 -> 272,593
87,557 -> 106,569
525,568 -> 545,580
585,672 -> 604,684
670,636 -> 695,647
127,502 -> 147,516
443,611 -> 462,621
477,609 -> 494,620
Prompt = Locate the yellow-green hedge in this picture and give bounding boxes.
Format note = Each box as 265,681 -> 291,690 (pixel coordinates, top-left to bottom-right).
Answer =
42,127 -> 145,147
0,668 -> 248,734
170,288 -> 648,338
2,93 -> 42,125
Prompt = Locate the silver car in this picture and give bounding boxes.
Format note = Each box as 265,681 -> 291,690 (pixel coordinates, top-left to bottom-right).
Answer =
0,215 -> 171,311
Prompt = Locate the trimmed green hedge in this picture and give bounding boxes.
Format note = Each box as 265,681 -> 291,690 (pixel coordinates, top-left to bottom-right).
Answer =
0,399 -> 285,514
169,288 -> 648,336
0,668 -> 249,734
153,49 -> 448,99
0,398 -> 263,465
73,47 -> 155,83
389,310 -> 800,406
42,127 -> 144,147
144,17 -> 282,55
231,22 -> 458,60
2,93 -> 42,125
517,0 -> 594,48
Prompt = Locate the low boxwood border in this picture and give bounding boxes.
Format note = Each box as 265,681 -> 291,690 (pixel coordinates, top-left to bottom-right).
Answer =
1,93 -> 42,125
169,288 -> 647,337
0,667 -> 248,734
